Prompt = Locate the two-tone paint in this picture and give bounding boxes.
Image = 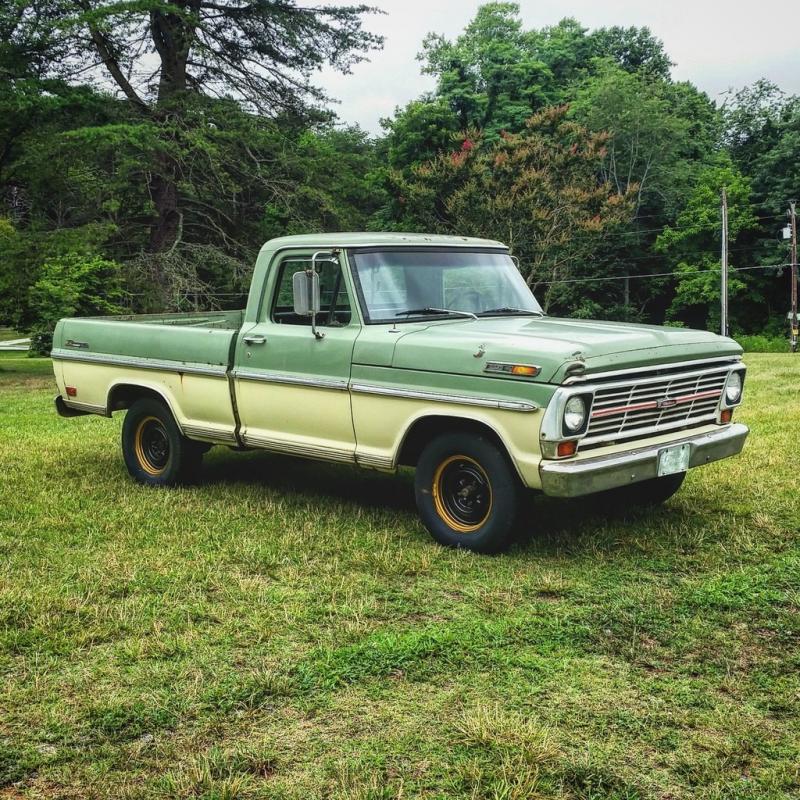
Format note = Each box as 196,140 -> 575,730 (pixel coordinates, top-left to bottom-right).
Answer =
52,232 -> 747,491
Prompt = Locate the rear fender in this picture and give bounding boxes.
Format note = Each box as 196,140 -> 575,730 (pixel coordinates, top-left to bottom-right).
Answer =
107,379 -> 185,433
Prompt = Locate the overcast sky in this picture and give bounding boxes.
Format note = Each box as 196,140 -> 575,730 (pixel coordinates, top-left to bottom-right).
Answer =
313,0 -> 800,134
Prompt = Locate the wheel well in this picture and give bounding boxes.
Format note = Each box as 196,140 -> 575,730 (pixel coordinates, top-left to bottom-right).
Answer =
108,384 -> 168,413
397,415 -> 512,468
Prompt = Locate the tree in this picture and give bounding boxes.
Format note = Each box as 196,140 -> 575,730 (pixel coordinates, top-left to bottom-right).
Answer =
721,82 -> 800,333
565,65 -> 723,320
587,25 -> 673,81
416,7 -> 676,141
569,63 -> 718,217
28,252 -> 124,353
656,159 -> 758,331
419,3 -> 551,137
382,106 -> 634,311
27,0 -> 382,255
725,81 -> 800,217
380,99 -> 460,170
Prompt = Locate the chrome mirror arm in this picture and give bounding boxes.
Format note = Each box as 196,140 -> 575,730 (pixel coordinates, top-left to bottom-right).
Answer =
309,249 -> 341,340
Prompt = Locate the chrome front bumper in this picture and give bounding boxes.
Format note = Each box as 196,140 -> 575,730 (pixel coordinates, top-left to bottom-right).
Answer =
539,423 -> 749,498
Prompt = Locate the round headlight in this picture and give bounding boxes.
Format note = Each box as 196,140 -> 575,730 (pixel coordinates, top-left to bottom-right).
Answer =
563,395 -> 587,433
725,371 -> 743,404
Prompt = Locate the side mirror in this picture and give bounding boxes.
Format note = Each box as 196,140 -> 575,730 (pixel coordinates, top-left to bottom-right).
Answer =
292,269 -> 321,317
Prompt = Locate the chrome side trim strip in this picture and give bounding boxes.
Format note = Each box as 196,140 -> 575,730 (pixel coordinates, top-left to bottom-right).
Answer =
241,432 -> 356,463
232,369 -> 349,391
563,356 -> 741,385
62,399 -> 108,415
356,453 -> 395,470
349,382 -> 537,412
51,349 -> 228,378
183,424 -> 237,444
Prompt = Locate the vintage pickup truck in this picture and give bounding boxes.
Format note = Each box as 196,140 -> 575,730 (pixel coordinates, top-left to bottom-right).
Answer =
52,233 -> 748,552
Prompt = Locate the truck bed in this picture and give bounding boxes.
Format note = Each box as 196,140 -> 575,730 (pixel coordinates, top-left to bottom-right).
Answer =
52,310 -> 246,442
52,310 -> 245,371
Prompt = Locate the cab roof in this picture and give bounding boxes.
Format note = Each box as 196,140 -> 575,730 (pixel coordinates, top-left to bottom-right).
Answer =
260,232 -> 507,253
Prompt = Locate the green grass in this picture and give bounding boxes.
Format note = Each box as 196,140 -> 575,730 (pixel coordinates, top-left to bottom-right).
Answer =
1,354 -> 799,799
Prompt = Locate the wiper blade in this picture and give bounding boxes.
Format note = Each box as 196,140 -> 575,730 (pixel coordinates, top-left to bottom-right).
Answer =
395,307 -> 478,320
479,307 -> 545,317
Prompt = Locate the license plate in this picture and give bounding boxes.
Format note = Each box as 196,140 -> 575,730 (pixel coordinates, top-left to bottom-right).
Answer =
657,443 -> 691,476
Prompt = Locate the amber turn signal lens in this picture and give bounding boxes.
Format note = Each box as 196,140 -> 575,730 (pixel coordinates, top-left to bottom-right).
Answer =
511,365 -> 539,377
557,441 -> 577,457
720,409 -> 732,423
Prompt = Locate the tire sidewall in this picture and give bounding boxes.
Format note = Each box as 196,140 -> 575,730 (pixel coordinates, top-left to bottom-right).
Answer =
415,432 -> 519,553
122,398 -> 187,486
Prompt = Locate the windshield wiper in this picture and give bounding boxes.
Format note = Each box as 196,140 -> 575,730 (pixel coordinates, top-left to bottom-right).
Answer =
395,307 -> 478,320
479,307 -> 545,317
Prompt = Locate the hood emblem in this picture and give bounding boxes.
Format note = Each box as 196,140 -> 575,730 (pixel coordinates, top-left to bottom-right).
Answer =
473,344 -> 486,358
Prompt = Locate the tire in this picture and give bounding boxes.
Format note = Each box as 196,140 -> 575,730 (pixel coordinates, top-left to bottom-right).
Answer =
601,471 -> 686,509
122,398 -> 204,486
415,432 -> 520,554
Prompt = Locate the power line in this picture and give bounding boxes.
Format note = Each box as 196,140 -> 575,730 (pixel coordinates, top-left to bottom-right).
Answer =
579,241 -> 778,266
537,262 -> 791,286
593,212 -> 789,240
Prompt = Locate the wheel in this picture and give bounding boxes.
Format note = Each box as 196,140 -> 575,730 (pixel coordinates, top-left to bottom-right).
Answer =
601,472 -> 686,509
122,398 -> 204,486
414,432 -> 520,553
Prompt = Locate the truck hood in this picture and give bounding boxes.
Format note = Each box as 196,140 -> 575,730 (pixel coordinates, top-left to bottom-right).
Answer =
388,317 -> 743,383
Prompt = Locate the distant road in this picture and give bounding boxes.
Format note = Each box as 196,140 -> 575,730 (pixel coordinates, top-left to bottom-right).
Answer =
0,338 -> 30,351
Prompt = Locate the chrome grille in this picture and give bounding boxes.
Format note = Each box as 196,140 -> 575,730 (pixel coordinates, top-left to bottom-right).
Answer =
583,365 -> 730,446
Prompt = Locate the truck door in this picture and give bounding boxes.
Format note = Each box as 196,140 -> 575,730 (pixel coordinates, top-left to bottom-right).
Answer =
233,252 -> 359,462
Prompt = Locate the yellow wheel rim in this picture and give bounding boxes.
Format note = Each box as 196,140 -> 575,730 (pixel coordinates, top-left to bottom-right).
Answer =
432,454 -> 493,533
133,416 -> 169,476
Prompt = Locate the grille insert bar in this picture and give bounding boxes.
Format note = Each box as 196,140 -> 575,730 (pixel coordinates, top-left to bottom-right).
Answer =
582,367 -> 729,447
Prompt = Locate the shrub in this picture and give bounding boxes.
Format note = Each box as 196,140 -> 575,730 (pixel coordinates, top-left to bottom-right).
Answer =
734,334 -> 790,353
27,253 -> 124,355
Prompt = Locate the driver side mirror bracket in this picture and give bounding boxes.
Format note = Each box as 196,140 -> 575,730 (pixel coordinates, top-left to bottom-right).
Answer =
292,250 -> 339,339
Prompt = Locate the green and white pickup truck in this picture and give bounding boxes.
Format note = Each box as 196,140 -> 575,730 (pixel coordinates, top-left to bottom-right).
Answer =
53,233 -> 748,552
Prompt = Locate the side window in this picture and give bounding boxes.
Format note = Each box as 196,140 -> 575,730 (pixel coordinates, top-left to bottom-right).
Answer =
270,258 -> 352,326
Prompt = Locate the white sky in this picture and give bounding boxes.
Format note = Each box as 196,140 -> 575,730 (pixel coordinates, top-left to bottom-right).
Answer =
313,0 -> 800,134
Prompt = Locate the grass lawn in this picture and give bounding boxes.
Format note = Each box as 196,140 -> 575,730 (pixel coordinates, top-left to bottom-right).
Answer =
1,351 -> 798,799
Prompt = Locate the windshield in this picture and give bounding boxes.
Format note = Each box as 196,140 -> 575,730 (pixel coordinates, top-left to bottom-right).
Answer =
349,249 -> 543,324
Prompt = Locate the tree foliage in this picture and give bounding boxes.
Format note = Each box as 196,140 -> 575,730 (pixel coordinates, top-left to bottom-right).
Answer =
28,252 -> 124,353
384,106 -> 634,310
416,4 -> 673,143
0,0 -> 796,347
656,159 -> 758,330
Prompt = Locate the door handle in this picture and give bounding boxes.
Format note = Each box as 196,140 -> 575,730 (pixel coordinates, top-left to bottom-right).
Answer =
243,335 -> 266,345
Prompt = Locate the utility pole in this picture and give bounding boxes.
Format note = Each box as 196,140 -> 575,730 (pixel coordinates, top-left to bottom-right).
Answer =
791,200 -> 798,353
720,188 -> 728,337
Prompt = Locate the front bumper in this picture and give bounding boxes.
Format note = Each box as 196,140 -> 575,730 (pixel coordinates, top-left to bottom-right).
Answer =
539,423 -> 749,498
